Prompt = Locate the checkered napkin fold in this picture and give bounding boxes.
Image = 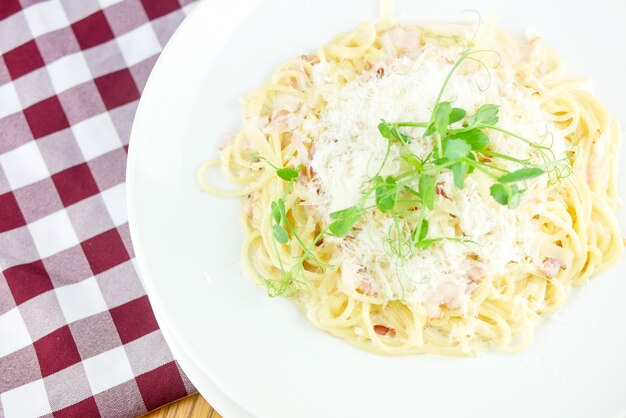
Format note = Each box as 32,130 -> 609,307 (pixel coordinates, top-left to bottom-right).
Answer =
1,1 -> 198,417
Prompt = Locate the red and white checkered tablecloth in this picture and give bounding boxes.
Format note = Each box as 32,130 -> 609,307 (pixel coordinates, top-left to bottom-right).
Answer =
0,1 -> 198,417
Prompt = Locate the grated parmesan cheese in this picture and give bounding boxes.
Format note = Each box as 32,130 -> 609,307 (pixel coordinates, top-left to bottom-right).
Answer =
300,39 -> 568,309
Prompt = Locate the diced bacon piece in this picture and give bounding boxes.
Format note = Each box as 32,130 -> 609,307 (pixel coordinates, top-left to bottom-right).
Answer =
385,28 -> 420,53
341,258 -> 378,296
436,182 -> 449,199
290,130 -> 309,159
439,281 -> 465,310
218,133 -> 234,151
357,278 -> 375,296
268,109 -> 303,132
542,257 -> 566,278
300,54 -> 320,64
467,266 -> 485,283
374,325 -> 396,337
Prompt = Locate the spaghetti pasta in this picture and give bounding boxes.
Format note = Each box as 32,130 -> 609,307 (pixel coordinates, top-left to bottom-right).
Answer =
198,12 -> 622,355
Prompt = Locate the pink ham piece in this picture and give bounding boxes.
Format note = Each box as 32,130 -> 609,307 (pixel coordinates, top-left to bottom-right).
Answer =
385,28 -> 420,53
290,130 -> 309,158
542,257 -> 566,278
357,278 -> 375,296
217,133 -> 234,151
268,109 -> 302,131
467,266 -> 485,283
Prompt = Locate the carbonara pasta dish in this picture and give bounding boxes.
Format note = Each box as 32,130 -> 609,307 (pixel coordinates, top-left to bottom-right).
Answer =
198,7 -> 623,355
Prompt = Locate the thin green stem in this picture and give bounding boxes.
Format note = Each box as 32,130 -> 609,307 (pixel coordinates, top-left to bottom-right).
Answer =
461,157 -> 500,179
448,126 -> 480,135
479,149 -> 531,165
436,136 -> 443,159
370,138 -> 392,180
394,169 -> 421,182
478,160 -> 509,173
257,156 -> 281,171
486,126 -> 547,149
271,230 -> 285,271
434,52 -> 469,106
393,122 -> 430,128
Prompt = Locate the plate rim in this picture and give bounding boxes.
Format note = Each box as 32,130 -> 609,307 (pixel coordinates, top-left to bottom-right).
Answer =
126,1 -> 626,417
126,0 -> 256,415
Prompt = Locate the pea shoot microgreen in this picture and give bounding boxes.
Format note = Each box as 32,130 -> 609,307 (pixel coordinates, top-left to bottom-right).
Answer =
259,160 -> 324,296
276,167 -> 299,181
328,205 -> 364,237
259,20 -> 573,297
320,23 -> 573,252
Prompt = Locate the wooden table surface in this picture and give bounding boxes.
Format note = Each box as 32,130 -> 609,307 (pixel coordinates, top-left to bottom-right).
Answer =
144,394 -> 222,418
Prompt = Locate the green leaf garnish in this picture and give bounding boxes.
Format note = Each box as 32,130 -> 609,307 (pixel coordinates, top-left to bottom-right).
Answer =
276,167 -> 299,181
418,175 -> 435,210
508,186 -> 521,209
424,122 -> 436,137
378,122 -> 391,139
450,161 -> 469,189
449,108 -> 466,124
272,224 -> 289,243
400,149 -> 423,171
328,207 -> 362,237
378,121 -> 410,144
390,127 -> 410,144
412,218 -> 429,245
489,183 -> 509,205
464,152 -> 476,174
328,219 -> 354,236
443,138 -> 472,160
270,201 -> 282,224
450,128 -> 489,150
414,238 -> 442,249
468,104 -> 499,126
257,157 -> 300,182
329,205 -> 361,220
374,176 -> 398,213
497,167 -> 544,183
489,183 -> 522,209
433,102 -> 452,137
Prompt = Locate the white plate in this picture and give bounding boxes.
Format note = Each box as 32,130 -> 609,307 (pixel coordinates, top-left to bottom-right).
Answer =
127,1 -> 626,417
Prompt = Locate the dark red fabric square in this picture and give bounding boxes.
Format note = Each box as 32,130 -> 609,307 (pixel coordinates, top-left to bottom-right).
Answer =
135,362 -> 187,411
140,0 -> 181,20
3,40 -> 45,79
53,396 -> 100,418
71,11 -> 115,50
0,192 -> 26,233
81,228 -> 130,275
109,296 -> 159,344
94,69 -> 140,110
0,0 -> 21,20
4,260 -> 54,305
34,326 -> 82,377
23,96 -> 70,139
51,163 -> 99,206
